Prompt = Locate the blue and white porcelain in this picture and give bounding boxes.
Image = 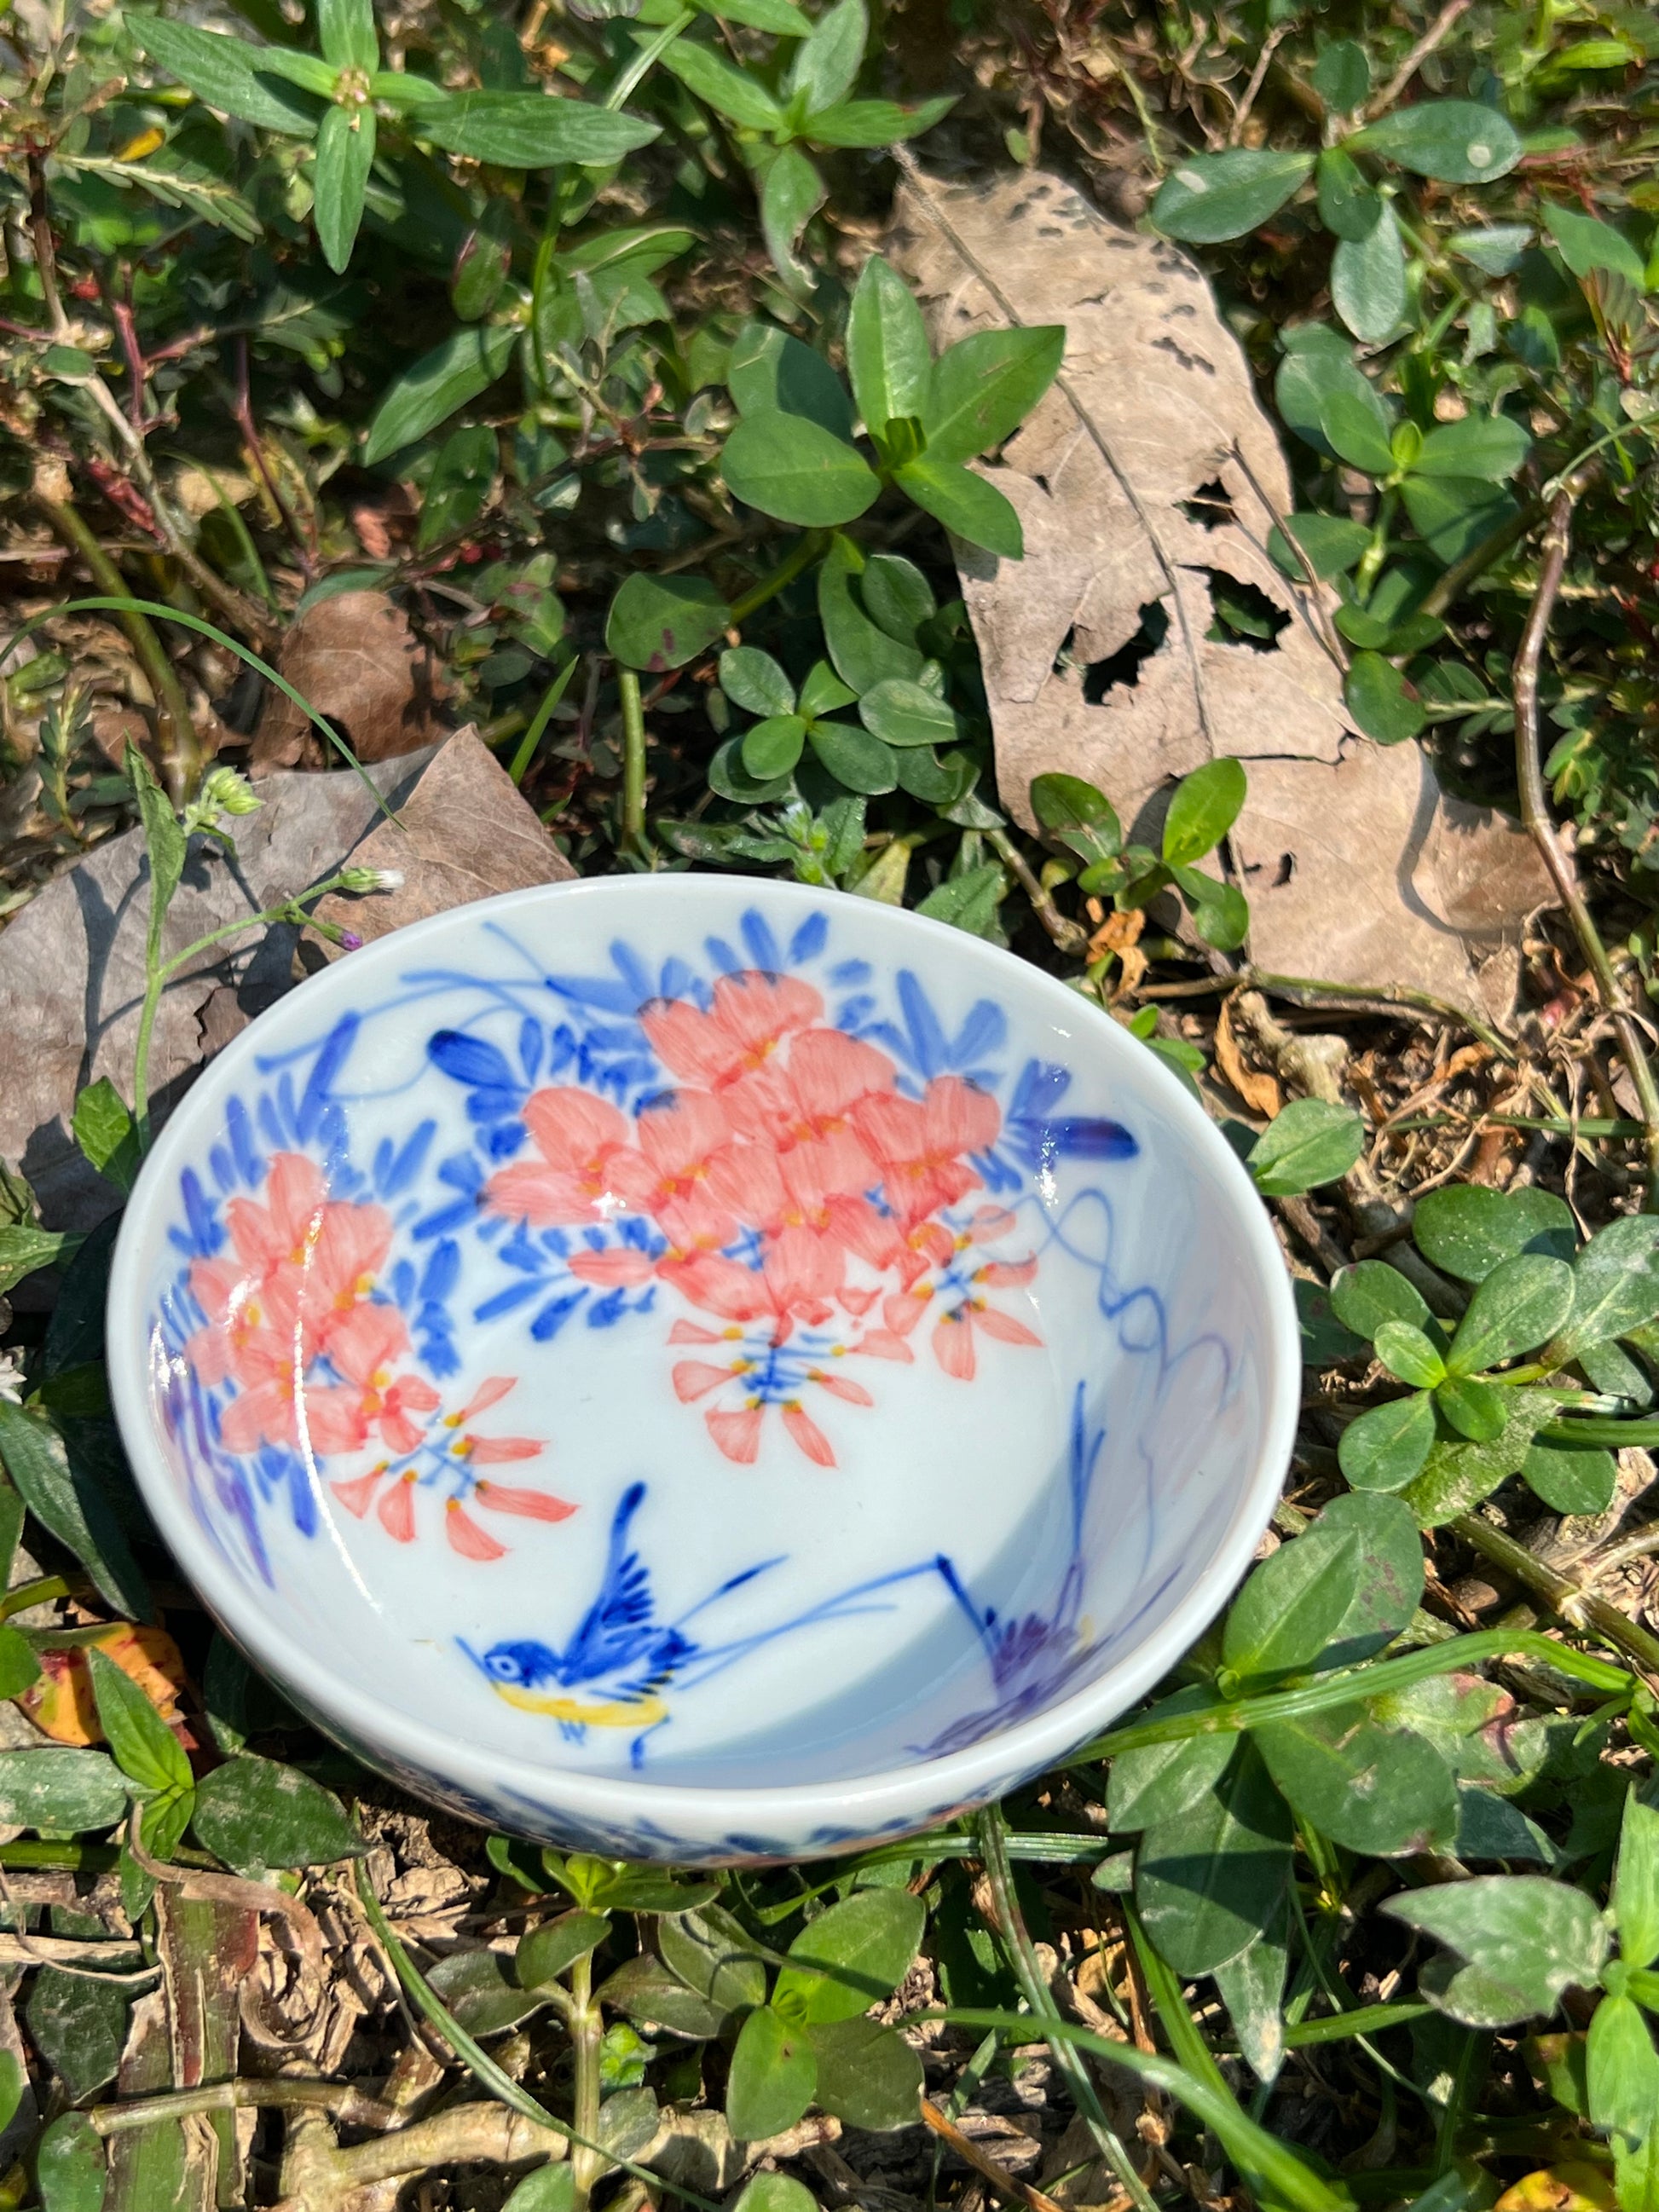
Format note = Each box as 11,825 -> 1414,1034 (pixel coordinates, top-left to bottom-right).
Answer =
108,877 -> 1298,1863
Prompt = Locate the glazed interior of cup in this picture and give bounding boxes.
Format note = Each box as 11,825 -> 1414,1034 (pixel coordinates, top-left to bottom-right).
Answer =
115,881 -> 1286,1794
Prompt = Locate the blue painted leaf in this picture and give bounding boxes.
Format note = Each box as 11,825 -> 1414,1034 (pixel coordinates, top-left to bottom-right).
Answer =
428,1031 -> 520,1092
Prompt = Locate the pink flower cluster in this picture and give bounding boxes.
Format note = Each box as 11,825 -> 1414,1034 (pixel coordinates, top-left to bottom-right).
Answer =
484,972 -> 1040,1466
186,1153 -> 569,1556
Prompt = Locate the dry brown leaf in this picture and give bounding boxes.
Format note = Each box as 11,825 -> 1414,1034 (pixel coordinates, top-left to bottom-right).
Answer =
887,170 -> 1554,1019
1215,997 -> 1281,1118
251,589 -> 446,771
307,725 -> 576,955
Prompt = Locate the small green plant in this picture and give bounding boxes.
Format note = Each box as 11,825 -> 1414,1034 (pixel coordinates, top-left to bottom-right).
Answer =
1331,1187 -> 1659,1519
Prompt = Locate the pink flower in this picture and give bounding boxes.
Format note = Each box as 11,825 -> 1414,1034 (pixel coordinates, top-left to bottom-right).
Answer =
853,1077 -> 1001,1227
662,1227 -> 842,1343
471,1480 -> 576,1522
931,1299 -> 1042,1381
609,1090 -> 737,1256
723,1029 -> 895,1199
327,1302 -> 441,1455
445,1499 -> 507,1560
641,972 -> 823,1092
188,1154 -> 395,1386
484,1089 -> 633,1227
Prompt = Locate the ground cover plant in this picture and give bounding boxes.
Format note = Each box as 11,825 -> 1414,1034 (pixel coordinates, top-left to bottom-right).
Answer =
3,0 -> 1659,2206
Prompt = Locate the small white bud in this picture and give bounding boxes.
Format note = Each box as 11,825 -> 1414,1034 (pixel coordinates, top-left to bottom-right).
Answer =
338,865 -> 404,893
200,765 -> 261,817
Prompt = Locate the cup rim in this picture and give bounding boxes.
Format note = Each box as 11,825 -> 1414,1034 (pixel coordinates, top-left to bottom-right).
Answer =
108,874 -> 1301,1847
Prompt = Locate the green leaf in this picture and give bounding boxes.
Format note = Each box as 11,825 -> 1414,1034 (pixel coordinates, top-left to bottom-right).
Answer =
801,660 -> 858,718
1434,1374 -> 1508,1442
806,94 -> 955,145
722,410 -> 878,527
858,679 -> 957,749
362,323 -> 517,465
1384,1876 -> 1610,2026
416,424 -> 498,552
1344,651 -> 1426,744
808,723 -> 897,795
72,1078 -> 139,1192
0,1748 -> 125,1834
916,860 -> 1006,937
1375,1320 -> 1447,1388
787,0 -> 865,117
606,572 -> 731,671
38,2111 -> 107,2212
664,37 -> 786,128
1413,1186 -> 1576,1283
89,1647 -> 192,1799
743,714 -> 807,778
1331,1258 -> 1430,1339
419,91 -> 660,168
1315,147 -> 1382,243
1404,1391 -> 1550,1526
1135,1743 -> 1292,1976
127,743 -> 186,956
318,0 -> 377,70
808,2015 -> 923,2130
1402,474 -> 1517,565
719,646 -> 795,716
894,456 -> 1023,557
922,326 -> 1065,465
735,2177 -> 818,2212
422,1947 -> 547,2036
657,1904 -> 768,2018
1412,413 -> 1532,483
1522,1438 -> 1617,1517
1311,38 -> 1370,113
1552,1217 -> 1659,1360
725,2004 -> 817,2140
1212,1898 -> 1289,2086
1350,101 -> 1523,184
818,534 -> 924,690
505,2164 -> 576,2212
1032,771 -> 1116,839
1331,200 -> 1408,344
1339,1389 -> 1436,1493
193,1753 -> 365,1871
130,15 -> 323,135
1162,756 -> 1245,867
597,1954 -> 728,2039
860,553 -> 935,645
1588,1992 -> 1659,2151
1246,1098 -> 1365,1196
708,737 -> 794,806
728,322 -> 853,440
1107,1689 -> 1240,1831
1541,203 -> 1648,287
847,254 -> 930,440
772,1888 -> 924,2024
0,1400 -> 150,1620
0,1222 -> 73,1294
1223,1514 -> 1364,1690
1614,1788 -> 1659,1971
1151,150 -> 1314,244
0,1626 -> 39,1701
1258,1701 -> 1460,1857
1447,1252 -> 1575,1375
704,0 -> 811,28
1267,511 -> 1372,583
517,1911 -> 611,1990
760,144 -> 824,288
1275,330 -> 1393,469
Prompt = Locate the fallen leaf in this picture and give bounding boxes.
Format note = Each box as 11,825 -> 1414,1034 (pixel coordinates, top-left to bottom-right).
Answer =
1216,996 -> 1282,1118
0,749 -> 436,1249
251,590 -> 446,771
21,1621 -> 188,1747
308,725 -> 575,956
887,170 -> 1554,1018
1494,2168 -> 1618,2212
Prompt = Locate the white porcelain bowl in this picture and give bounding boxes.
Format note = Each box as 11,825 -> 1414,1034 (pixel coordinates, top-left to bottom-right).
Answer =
109,878 -> 1298,1863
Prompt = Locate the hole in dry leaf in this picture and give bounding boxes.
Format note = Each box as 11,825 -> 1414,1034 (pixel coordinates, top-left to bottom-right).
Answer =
1198,569 -> 1291,652
1179,480 -> 1235,530
1056,601 -> 1171,703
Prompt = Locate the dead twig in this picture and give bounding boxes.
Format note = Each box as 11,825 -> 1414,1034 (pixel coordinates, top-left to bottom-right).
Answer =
1512,486 -> 1659,1204
1365,0 -> 1475,118
920,2099 -> 1070,2212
